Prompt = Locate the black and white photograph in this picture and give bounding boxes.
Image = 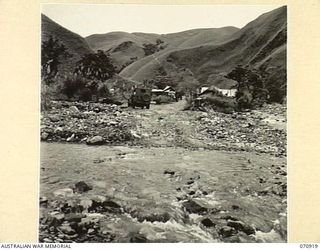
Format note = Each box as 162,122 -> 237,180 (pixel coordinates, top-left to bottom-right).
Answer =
39,4 -> 287,243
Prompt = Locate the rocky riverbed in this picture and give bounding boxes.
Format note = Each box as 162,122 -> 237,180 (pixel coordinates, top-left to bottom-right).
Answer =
196,104 -> 286,156
40,100 -> 287,243
40,101 -> 137,144
41,101 -> 286,156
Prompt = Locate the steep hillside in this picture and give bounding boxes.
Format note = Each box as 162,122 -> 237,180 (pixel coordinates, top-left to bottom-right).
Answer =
169,6 -> 287,85
119,27 -> 239,79
87,27 -> 239,72
41,14 -> 93,75
120,6 -> 286,92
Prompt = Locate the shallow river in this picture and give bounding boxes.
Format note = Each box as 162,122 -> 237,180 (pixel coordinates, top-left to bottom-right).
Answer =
40,142 -> 287,243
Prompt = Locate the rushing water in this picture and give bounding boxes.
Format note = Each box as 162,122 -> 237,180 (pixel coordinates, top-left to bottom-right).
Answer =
40,142 -> 287,243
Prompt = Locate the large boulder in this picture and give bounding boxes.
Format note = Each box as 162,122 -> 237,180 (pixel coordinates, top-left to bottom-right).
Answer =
69,106 -> 79,113
227,220 -> 255,235
41,132 -> 49,141
74,181 -> 92,193
86,136 -> 105,145
88,199 -> 122,214
132,210 -> 170,223
201,218 -> 215,228
53,188 -> 74,198
219,226 -> 236,238
64,213 -> 85,223
59,224 -> 76,235
182,200 -> 208,214
48,115 -> 60,122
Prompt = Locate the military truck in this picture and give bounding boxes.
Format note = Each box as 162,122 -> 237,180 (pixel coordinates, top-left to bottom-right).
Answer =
128,88 -> 152,109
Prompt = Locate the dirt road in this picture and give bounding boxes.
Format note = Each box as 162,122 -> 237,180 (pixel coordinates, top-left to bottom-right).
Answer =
40,101 -> 287,243
131,100 -> 207,148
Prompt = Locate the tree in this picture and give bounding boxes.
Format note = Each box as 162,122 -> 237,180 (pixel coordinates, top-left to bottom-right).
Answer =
156,39 -> 164,45
226,65 -> 269,109
41,36 -> 71,83
74,50 -> 116,82
264,68 -> 286,103
142,43 -> 159,56
74,50 -> 116,101
142,40 -> 167,56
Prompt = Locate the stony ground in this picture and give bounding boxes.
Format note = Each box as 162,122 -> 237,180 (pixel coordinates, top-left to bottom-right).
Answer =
41,100 -> 286,156
40,101 -> 137,144
40,100 -> 287,243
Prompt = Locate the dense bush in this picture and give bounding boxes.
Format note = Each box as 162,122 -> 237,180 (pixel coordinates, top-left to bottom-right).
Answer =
204,96 -> 236,113
61,75 -> 87,99
184,94 -> 236,113
74,50 -> 116,82
226,66 -> 269,109
142,40 -> 166,56
264,68 -> 286,103
206,95 -> 236,108
226,65 -> 287,106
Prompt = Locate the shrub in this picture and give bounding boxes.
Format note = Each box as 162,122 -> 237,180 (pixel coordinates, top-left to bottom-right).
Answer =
185,94 -> 236,113
197,96 -> 235,113
206,95 -> 236,108
61,75 -> 87,99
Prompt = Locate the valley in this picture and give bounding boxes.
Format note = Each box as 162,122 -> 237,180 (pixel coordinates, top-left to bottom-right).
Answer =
40,5 -> 287,243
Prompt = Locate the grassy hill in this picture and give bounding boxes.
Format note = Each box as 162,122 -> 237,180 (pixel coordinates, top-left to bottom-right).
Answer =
86,32 -> 160,70
86,27 -> 239,73
118,27 -> 239,79
168,6 -> 287,87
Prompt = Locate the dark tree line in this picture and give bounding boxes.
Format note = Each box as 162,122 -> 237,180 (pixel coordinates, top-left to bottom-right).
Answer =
226,65 -> 286,109
41,37 -> 116,102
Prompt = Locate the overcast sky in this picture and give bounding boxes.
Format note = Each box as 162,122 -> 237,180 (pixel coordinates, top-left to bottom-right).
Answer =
41,4 -> 281,37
